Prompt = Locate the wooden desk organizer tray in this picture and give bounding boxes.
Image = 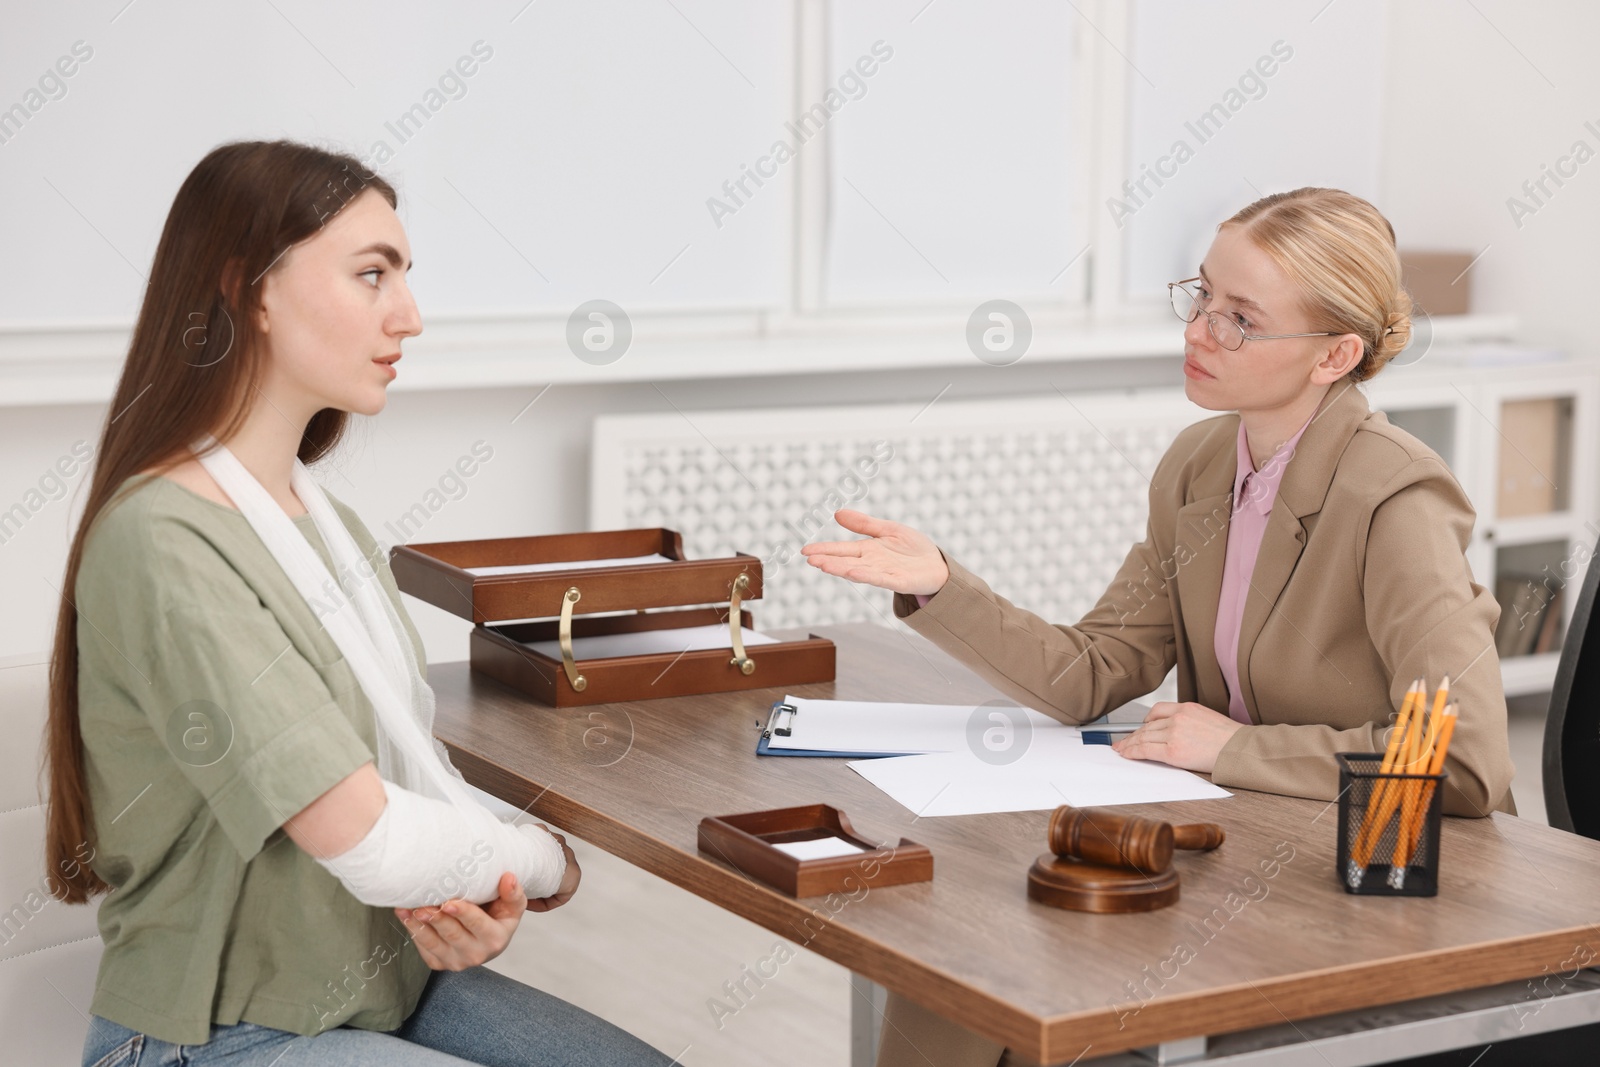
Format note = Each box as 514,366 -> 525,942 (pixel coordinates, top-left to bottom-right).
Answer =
389,527 -> 835,707
698,804 -> 933,898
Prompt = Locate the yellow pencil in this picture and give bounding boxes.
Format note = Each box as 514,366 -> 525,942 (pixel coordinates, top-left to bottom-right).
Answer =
1389,678 -> 1449,887
1417,676 -> 1450,770
1352,680 -> 1417,863
1397,703 -> 1458,878
1349,680 -> 1420,886
1355,678 -> 1432,877
1384,694 -> 1424,865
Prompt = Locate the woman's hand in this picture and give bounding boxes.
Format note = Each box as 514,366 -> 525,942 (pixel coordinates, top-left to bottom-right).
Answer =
799,509 -> 949,596
1111,701 -> 1243,774
525,828 -> 580,913
397,828 -> 581,968
396,871 -> 526,971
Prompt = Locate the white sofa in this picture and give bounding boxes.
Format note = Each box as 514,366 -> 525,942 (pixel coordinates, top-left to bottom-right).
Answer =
1,650 -> 104,1066
0,643 -> 545,1067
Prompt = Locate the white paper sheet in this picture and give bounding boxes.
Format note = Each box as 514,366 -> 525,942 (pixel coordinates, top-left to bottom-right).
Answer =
518,623 -> 781,662
848,731 -> 1230,816
765,696 -> 1151,756
770,838 -> 869,860
465,553 -> 673,576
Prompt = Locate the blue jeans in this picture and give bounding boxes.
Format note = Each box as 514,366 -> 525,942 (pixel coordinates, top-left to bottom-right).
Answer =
82,964 -> 674,1066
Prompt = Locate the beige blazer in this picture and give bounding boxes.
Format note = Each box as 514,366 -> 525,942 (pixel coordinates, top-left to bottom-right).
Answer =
893,381 -> 1516,817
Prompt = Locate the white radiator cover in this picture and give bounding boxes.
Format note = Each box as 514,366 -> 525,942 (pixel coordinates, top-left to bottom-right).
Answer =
591,389 -> 1210,685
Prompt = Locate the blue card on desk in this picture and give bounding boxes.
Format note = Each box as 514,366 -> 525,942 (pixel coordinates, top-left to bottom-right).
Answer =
1081,723 -> 1142,745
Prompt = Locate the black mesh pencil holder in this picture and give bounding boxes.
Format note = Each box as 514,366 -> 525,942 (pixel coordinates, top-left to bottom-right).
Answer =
1335,752 -> 1447,896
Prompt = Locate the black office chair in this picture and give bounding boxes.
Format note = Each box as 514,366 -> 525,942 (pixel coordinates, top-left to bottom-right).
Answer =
1543,534 -> 1600,840
1380,541 -> 1600,1066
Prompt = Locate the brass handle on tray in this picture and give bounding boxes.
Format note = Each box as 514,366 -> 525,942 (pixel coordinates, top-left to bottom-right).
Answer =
559,586 -> 587,692
728,573 -> 755,675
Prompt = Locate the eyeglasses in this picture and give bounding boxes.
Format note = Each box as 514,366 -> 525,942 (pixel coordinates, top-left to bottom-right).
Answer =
1167,277 -> 1342,352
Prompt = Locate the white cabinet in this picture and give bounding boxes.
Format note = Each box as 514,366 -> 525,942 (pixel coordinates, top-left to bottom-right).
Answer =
1364,356 -> 1600,697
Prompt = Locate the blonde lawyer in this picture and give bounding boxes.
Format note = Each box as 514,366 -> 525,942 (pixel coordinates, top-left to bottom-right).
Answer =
802,188 -> 1516,1067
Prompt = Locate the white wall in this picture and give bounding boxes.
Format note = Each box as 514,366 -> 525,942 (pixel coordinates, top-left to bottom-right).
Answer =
1123,0 -> 1387,301
1381,0 -> 1600,360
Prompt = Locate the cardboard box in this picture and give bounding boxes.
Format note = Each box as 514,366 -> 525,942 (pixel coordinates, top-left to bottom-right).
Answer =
1399,250 -> 1474,316
1497,397 -> 1570,518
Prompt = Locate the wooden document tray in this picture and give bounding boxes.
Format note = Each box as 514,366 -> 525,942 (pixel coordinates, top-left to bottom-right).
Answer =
389,527 -> 835,706
698,804 -> 933,898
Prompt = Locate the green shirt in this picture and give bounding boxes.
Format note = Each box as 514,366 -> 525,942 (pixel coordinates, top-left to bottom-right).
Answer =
75,472 -> 432,1044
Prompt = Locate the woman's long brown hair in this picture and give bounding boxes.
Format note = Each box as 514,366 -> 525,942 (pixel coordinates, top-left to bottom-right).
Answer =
43,140 -> 397,903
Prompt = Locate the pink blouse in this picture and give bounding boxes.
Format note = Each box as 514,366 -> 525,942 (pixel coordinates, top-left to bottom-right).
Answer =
1214,411 -> 1314,723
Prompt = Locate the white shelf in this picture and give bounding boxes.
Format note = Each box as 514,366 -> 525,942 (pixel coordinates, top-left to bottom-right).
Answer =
1487,514 -> 1577,547
1501,652 -> 1564,698
0,311 -> 1521,409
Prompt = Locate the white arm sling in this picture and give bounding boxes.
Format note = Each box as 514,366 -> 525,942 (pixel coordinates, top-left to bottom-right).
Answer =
194,435 -> 564,905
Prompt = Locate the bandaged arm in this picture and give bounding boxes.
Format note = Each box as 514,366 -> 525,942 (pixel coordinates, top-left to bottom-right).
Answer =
313,779 -> 567,907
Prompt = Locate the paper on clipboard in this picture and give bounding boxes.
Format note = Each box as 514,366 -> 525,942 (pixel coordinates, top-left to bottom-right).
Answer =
761,695 -> 1071,756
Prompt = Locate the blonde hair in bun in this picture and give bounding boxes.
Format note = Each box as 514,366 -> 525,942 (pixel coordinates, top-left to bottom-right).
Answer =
1221,188 -> 1413,383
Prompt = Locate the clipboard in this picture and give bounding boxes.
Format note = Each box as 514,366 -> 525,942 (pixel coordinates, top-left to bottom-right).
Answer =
755,700 -> 916,759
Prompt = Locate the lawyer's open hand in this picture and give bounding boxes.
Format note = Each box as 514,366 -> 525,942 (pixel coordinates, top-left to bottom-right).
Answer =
800,509 -> 949,596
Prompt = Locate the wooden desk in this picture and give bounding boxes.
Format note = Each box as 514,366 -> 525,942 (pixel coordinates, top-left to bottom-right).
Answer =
429,622 -> 1600,1065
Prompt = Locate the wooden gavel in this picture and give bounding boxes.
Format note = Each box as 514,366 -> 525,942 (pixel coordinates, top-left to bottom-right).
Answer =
1047,805 -> 1225,876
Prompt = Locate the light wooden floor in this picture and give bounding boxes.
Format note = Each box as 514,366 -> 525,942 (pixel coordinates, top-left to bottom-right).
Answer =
481,697 -> 1556,1067
485,831 -> 851,1067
